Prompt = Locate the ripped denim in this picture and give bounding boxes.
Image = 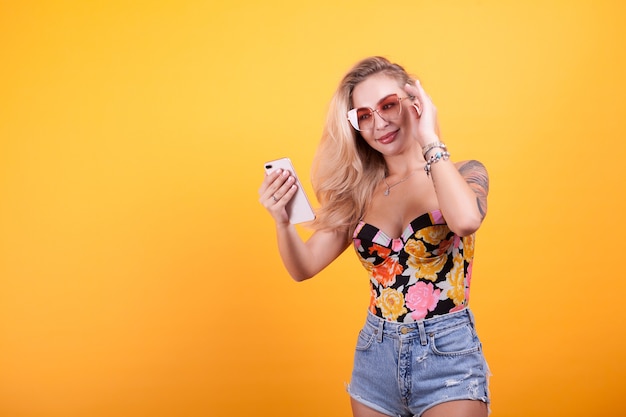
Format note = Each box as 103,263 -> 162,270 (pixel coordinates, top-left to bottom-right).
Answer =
346,308 -> 491,417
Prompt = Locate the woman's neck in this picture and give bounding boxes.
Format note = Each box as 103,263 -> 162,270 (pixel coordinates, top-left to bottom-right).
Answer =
383,147 -> 425,178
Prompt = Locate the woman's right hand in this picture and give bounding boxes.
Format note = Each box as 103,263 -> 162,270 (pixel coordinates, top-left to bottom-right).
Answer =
258,168 -> 298,225
259,168 -> 349,282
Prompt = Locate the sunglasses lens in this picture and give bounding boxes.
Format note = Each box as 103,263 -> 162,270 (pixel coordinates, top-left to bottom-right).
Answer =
348,95 -> 403,131
356,108 -> 373,131
378,95 -> 401,121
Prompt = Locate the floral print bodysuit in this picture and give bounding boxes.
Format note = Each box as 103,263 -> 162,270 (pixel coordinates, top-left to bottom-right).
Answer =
352,210 -> 475,322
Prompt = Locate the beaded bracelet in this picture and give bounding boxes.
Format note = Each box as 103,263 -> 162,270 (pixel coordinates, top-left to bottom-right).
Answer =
422,141 -> 447,158
424,151 -> 450,177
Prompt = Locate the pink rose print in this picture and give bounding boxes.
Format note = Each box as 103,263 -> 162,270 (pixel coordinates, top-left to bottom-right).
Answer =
406,281 -> 441,320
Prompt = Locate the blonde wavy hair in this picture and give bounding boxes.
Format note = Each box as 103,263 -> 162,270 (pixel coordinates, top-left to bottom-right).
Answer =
311,56 -> 416,237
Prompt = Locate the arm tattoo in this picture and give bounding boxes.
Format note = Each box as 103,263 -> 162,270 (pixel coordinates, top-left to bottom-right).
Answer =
458,160 -> 489,219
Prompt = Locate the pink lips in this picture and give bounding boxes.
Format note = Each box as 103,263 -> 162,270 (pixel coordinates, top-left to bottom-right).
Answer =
376,130 -> 398,144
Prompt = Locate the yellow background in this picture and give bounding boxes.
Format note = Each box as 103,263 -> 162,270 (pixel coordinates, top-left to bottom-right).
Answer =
1,1 -> 625,416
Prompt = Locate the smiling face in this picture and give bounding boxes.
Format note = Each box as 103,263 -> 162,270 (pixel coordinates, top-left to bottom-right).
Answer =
351,73 -> 416,155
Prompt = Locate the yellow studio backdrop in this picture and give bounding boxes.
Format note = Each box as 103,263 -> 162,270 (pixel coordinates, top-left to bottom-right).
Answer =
1,1 -> 625,416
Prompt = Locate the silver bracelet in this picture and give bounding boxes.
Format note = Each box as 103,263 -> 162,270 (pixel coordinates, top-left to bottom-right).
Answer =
424,151 -> 450,177
422,141 -> 447,158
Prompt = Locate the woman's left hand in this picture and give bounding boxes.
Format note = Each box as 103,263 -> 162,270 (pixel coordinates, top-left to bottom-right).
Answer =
404,80 -> 441,147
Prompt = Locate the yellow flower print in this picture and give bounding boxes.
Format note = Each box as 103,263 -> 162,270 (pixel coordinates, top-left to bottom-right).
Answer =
369,287 -> 377,314
405,239 -> 428,258
406,248 -> 447,281
463,233 -> 475,260
376,288 -> 408,321
446,253 -> 466,306
415,225 -> 450,245
406,230 -> 449,281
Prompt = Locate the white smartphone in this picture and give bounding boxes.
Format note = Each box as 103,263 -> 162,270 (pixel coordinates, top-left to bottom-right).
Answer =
264,157 -> 316,224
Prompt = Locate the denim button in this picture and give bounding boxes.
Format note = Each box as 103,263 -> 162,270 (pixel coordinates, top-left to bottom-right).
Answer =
401,327 -> 409,334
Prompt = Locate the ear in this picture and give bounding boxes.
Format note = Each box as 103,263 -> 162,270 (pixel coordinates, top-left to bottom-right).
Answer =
412,103 -> 422,118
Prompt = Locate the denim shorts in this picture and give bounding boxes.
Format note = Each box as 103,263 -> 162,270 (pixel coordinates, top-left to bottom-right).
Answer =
347,308 -> 490,417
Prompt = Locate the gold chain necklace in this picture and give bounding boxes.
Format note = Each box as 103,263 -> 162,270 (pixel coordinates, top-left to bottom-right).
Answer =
383,170 -> 419,196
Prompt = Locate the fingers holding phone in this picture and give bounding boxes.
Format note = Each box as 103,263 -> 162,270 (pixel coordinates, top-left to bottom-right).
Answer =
259,169 -> 297,224
260,158 -> 315,224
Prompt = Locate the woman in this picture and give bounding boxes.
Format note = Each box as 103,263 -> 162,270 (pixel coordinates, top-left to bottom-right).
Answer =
259,56 -> 490,417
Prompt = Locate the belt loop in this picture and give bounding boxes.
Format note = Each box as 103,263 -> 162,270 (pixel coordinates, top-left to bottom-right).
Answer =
418,321 -> 427,346
376,319 -> 384,343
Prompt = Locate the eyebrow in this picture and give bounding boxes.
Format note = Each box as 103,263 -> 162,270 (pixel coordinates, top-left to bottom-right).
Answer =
355,93 -> 398,110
